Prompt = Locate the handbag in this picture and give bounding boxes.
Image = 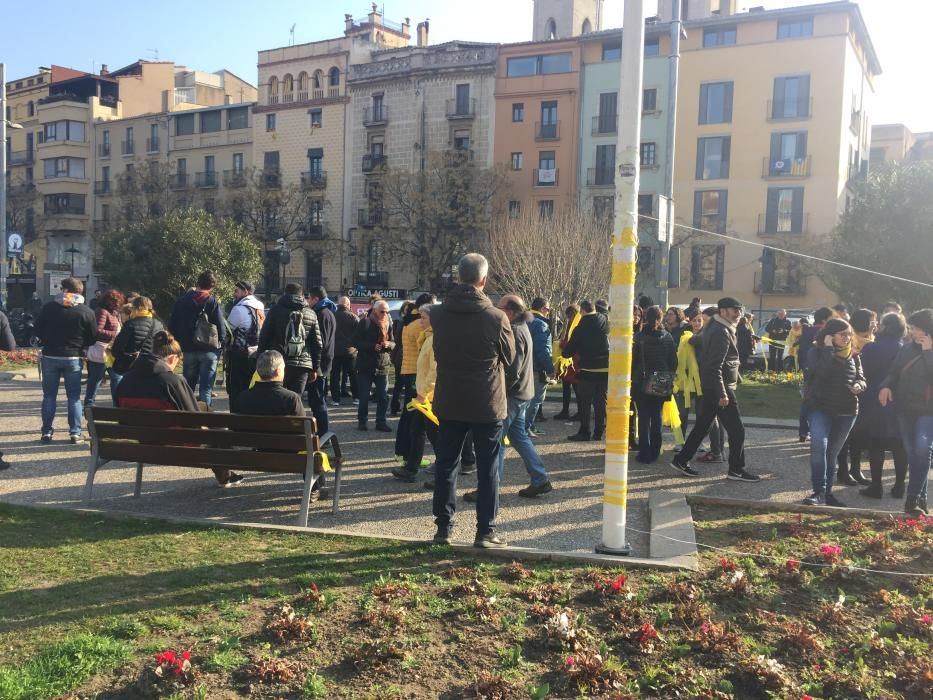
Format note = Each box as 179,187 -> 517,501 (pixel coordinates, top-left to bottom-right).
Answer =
639,338 -> 674,398
113,320 -> 156,374
87,341 -> 109,364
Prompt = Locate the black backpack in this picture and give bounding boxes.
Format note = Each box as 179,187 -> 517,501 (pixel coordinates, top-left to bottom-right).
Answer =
283,310 -> 306,360
192,301 -> 221,351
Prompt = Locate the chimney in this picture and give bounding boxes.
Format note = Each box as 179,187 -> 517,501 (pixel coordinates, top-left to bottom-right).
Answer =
402,17 -> 411,36
100,64 -> 109,76
718,0 -> 736,16
417,20 -> 430,47
345,13 -> 354,32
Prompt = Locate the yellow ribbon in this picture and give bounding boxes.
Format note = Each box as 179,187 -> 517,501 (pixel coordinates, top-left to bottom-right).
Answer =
407,398 -> 439,426
662,398 -> 684,445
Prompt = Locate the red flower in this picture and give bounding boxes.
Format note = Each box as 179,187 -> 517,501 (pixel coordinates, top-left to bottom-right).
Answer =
610,574 -> 626,592
181,650 -> 191,661
719,558 -> 737,572
802,695 -> 814,700
566,655 -> 575,666
786,559 -> 800,571
311,582 -> 319,593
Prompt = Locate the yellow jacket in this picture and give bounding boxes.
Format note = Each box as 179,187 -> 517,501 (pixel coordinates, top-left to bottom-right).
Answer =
786,326 -> 802,358
674,330 -> 702,404
400,315 -> 423,375
415,328 -> 436,402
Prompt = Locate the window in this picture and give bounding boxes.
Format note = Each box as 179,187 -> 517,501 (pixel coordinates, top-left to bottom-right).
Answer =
512,103 -> 524,122
175,114 -> 195,136
601,41 -> 621,61
538,151 -> 556,170
264,151 -> 280,171
510,152 -> 523,171
309,149 -> 323,176
703,26 -> 736,47
538,200 -> 554,219
698,81 -> 733,124
371,94 -> 385,120
772,75 -> 810,119
232,152 -> 244,174
204,155 -> 215,173
644,37 -> 660,57
27,101 -> 35,117
266,113 -> 276,132
328,67 -> 340,87
768,131 -> 808,175
201,110 -> 221,133
125,127 -> 134,146
640,142 -> 657,167
597,92 -> 617,133
227,106 -> 248,130
508,200 -> 521,218
101,204 -> 111,222
765,187 -> 805,233
308,200 -> 323,225
453,131 -> 471,151
693,190 -> 728,233
545,18 -> 557,40
310,109 -> 322,127
643,88 -> 658,112
695,136 -> 731,180
540,101 -> 558,138
455,84 -> 471,114
537,151 -> 556,186
506,53 -> 572,77
101,166 -> 110,183
44,193 -> 85,215
43,157 -> 85,179
777,17 -> 813,40
42,120 -> 85,142
759,248 -> 803,293
177,158 -> 187,174
102,130 -> 110,148
148,123 -> 159,152
690,244 -> 725,290
594,145 -> 615,185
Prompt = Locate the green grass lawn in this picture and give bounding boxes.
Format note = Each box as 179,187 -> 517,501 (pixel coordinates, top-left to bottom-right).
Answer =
0,503 -> 929,699
735,375 -> 802,420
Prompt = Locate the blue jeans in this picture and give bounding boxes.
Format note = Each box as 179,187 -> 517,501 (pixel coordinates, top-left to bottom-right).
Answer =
307,375 -> 329,435
808,410 -> 857,496
357,372 -> 388,426
897,414 -> 932,501
41,356 -> 83,436
526,373 -> 548,431
634,392 -> 666,462
85,361 -> 123,407
182,351 -> 219,406
498,397 -> 549,487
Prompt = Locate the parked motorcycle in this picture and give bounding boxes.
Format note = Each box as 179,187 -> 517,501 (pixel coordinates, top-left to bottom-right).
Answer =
9,310 -> 39,348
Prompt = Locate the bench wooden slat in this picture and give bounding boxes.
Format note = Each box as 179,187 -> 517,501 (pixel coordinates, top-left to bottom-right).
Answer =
88,407 -> 316,434
97,442 -> 310,473
94,424 -> 308,451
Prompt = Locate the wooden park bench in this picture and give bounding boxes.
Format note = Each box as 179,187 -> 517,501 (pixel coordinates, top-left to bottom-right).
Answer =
82,407 -> 343,527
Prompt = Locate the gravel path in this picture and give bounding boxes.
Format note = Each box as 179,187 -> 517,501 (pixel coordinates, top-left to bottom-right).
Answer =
0,375 -> 911,557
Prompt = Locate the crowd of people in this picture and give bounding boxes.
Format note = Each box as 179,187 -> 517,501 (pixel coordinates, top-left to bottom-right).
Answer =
6,256 -> 932,534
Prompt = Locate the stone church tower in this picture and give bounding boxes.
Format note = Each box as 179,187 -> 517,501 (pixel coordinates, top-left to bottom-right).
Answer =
532,0 -> 605,41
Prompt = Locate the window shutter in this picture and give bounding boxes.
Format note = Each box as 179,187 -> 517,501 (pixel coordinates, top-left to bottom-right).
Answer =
690,247 -> 700,286
772,77 -> 785,117
698,84 -> 709,124
799,75 -> 810,111
766,188 -> 779,233
693,191 -> 703,228
696,139 -> 705,179
723,82 -> 734,122
721,137 -> 731,178
796,131 -> 808,159
715,246 -> 725,289
718,190 -> 728,232
792,187 -> 805,233
769,133 -> 782,165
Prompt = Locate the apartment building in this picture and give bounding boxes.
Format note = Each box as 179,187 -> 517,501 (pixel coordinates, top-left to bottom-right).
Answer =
870,123 -> 933,166
666,0 -> 880,308
253,4 -> 411,295
346,33 -> 498,292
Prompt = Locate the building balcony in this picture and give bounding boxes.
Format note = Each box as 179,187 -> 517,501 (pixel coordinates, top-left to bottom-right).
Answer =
93,180 -> 112,195
8,150 -> 33,165
98,143 -> 111,158
362,154 -> 386,172
169,173 -> 190,190
535,121 -> 560,141
754,270 -> 807,296
121,141 -> 135,156
195,172 -> 218,188
223,170 -> 247,188
586,167 -> 613,187
762,155 -> 811,178
363,106 -> 388,127
533,168 -> 559,187
757,212 -> 810,236
445,149 -> 474,167
44,203 -> 86,216
767,97 -> 813,121
298,223 -> 325,240
358,208 -> 384,227
300,171 -> 327,190
446,98 -> 475,119
146,137 -> 160,153
357,271 -> 389,287
591,115 -> 617,136
260,170 -> 282,189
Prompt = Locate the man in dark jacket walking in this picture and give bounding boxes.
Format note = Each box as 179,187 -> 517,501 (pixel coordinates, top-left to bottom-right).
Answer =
168,271 -> 227,406
430,254 -> 516,548
306,286 -> 336,434
671,297 -> 760,482
258,283 -> 323,399
562,300 -> 610,441
330,296 -> 359,405
35,277 -> 97,443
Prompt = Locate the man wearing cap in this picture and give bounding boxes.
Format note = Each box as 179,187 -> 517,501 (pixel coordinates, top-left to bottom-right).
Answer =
226,281 -> 265,404
670,297 -> 761,482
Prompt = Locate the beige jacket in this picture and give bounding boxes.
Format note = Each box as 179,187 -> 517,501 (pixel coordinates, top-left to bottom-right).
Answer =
415,328 -> 437,402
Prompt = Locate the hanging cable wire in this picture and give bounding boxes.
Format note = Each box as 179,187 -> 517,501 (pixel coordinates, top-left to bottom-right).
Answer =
641,215 -> 933,290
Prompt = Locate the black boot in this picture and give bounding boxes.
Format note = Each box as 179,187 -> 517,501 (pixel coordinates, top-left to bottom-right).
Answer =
836,465 -> 857,486
850,465 -> 870,486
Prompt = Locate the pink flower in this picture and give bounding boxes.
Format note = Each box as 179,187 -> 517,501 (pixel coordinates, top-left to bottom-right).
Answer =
819,544 -> 843,560
566,656 -> 575,666
802,695 -> 814,700
922,614 -> 932,625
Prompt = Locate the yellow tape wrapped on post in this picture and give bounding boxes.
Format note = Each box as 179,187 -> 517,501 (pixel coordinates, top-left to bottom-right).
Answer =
612,261 -> 637,286
621,227 -> 638,247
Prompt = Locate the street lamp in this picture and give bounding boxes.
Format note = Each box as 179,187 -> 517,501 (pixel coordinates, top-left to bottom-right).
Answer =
64,246 -> 82,276
1,62 -> 25,309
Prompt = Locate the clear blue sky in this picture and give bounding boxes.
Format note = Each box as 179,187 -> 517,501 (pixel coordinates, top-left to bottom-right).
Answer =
2,0 -> 928,130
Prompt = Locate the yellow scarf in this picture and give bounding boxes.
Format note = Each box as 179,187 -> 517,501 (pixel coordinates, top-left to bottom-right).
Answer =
835,341 -> 853,361
853,331 -> 874,353
131,309 -> 154,319
555,312 -> 586,378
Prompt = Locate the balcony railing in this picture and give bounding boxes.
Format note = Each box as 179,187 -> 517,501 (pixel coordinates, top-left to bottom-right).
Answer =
358,208 -> 384,227
762,155 -> 811,178
850,109 -> 862,135
223,170 -> 247,188
591,115 -> 617,136
8,150 -> 33,165
93,180 -> 112,195
586,167 -> 614,187
169,173 -> 189,190
300,171 -> 327,190
446,98 -> 476,119
121,141 -> 135,156
533,168 -> 559,187
357,271 -> 389,287
445,149 -> 474,167
98,143 -> 111,158
362,154 -> 386,172
767,97 -> 813,121
146,137 -> 160,153
754,270 -> 807,296
363,106 -> 388,126
45,203 -> 86,216
195,172 -> 218,188
757,212 -> 810,236
298,223 -> 325,240
535,121 -> 560,141
260,170 -> 282,189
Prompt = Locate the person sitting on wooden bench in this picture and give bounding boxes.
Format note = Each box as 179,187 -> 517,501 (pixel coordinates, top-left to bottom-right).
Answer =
233,349 -> 327,502
114,330 -> 243,487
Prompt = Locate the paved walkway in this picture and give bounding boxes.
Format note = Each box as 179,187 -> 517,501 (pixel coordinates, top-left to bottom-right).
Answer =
0,374 -> 911,557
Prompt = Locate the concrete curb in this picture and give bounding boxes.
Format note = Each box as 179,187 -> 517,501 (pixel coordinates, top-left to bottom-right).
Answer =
687,494 -> 907,519
11,501 -> 695,571
649,490 -> 699,570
